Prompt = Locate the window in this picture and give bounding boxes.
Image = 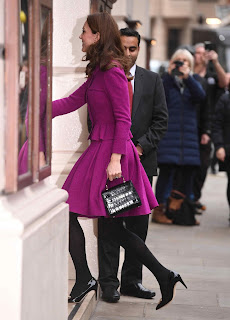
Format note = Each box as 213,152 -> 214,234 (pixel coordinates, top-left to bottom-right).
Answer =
5,0 -> 53,193
168,28 -> 182,59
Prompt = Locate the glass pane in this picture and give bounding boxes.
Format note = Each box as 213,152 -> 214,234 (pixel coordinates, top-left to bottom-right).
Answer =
39,6 -> 50,169
18,0 -> 31,176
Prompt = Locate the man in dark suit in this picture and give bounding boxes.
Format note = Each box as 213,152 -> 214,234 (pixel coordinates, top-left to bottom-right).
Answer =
98,28 -> 168,303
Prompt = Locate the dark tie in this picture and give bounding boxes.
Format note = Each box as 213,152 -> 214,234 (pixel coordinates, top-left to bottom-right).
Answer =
128,78 -> 133,114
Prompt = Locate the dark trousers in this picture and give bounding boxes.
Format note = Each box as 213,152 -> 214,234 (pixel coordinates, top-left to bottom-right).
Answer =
98,176 -> 152,290
156,164 -> 196,204
220,157 -> 230,208
193,141 -> 211,201
227,171 -> 230,208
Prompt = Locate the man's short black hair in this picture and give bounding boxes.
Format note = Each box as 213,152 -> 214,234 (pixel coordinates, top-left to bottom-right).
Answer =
120,28 -> 141,46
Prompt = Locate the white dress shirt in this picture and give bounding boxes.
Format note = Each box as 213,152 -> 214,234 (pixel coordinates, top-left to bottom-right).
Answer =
129,64 -> 136,92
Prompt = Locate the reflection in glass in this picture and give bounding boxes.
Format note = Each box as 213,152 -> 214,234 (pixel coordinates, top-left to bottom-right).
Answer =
39,7 -> 49,169
18,2 -> 52,175
18,0 -> 30,175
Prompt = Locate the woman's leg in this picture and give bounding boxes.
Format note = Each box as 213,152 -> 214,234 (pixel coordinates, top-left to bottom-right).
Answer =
155,164 -> 174,204
98,217 -> 186,309
153,164 -> 174,224
173,165 -> 196,198
69,212 -> 93,297
99,217 -> 169,281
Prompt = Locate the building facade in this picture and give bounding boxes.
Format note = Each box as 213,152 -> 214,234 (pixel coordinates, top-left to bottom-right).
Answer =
150,0 -> 230,70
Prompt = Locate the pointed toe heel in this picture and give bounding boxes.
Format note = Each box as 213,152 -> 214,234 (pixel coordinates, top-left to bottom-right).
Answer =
178,275 -> 187,289
156,271 -> 187,310
68,277 -> 98,303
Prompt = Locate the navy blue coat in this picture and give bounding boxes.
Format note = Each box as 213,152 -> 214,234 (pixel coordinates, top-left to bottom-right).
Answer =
157,73 -> 206,166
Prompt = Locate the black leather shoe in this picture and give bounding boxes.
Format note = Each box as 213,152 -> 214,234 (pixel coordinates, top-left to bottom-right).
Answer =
101,286 -> 120,303
120,283 -> 156,299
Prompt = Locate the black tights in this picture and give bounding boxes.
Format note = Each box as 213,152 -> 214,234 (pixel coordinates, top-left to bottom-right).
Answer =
98,217 -> 170,283
69,212 -> 170,296
69,212 -> 92,297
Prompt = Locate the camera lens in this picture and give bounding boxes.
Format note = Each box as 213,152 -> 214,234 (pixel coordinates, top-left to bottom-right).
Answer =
174,60 -> 184,67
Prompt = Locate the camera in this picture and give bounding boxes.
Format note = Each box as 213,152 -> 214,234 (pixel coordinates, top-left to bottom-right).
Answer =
204,41 -> 216,52
171,60 -> 184,76
174,60 -> 184,68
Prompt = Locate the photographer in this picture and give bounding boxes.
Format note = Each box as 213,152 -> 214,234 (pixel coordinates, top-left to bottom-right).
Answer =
153,49 -> 206,225
192,43 -> 228,208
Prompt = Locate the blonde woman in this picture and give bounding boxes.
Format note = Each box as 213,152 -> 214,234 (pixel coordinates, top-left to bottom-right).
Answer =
153,49 -> 206,225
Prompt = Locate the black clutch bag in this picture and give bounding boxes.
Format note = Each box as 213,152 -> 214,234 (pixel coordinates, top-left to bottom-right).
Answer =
101,176 -> 142,217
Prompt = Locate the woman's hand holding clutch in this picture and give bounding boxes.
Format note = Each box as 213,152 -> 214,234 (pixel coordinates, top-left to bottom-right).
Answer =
106,153 -> 122,181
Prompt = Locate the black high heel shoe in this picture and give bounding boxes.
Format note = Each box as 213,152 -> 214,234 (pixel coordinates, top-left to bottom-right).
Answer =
68,277 -> 98,303
156,271 -> 187,310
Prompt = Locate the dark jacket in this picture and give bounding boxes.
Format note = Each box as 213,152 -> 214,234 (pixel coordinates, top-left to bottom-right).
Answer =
193,74 -> 211,137
212,92 -> 230,156
157,72 -> 206,166
131,66 -> 168,176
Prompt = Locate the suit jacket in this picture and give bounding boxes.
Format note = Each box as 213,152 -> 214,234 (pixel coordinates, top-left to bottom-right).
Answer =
131,66 -> 168,176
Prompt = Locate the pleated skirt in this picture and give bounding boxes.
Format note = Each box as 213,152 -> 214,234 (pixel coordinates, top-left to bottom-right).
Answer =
63,139 -> 158,218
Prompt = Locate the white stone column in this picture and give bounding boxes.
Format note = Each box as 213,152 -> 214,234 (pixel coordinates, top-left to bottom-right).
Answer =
151,16 -> 167,61
112,0 -> 151,68
52,0 -> 98,281
181,20 -> 192,46
0,182 -> 69,320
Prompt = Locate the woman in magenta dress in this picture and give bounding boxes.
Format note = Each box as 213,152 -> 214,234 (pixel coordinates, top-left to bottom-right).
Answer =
52,12 -> 186,309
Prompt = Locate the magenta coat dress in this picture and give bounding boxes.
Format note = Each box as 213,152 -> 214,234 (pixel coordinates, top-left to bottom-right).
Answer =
53,65 -> 158,218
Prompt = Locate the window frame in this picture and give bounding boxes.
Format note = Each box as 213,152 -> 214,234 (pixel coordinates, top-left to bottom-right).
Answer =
4,0 -> 53,193
38,0 -> 53,181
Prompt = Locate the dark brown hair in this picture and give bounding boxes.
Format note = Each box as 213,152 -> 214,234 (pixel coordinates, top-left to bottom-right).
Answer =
84,12 -> 130,77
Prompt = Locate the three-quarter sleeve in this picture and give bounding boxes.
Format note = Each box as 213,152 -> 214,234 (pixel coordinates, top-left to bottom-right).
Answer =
104,67 -> 131,155
52,78 -> 89,118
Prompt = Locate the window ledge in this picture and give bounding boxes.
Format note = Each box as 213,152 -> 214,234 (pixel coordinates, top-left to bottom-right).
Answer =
0,178 -> 68,236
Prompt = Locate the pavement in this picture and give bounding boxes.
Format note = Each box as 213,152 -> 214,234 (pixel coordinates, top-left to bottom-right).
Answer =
89,172 -> 230,320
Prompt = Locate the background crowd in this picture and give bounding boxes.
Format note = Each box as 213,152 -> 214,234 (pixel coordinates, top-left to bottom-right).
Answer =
152,40 -> 230,227
94,25 -> 230,304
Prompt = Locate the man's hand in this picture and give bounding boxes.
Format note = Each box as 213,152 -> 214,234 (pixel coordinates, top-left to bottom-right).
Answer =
136,145 -> 143,158
205,50 -> 218,63
216,147 -> 225,162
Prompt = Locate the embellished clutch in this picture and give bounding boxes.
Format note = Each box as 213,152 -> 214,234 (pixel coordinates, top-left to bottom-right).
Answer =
101,176 -> 142,217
